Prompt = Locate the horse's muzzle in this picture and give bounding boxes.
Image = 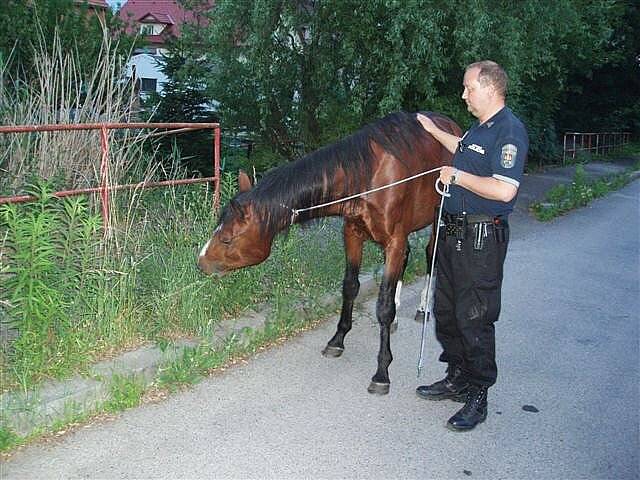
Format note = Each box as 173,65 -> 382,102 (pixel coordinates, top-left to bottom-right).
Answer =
197,256 -> 225,277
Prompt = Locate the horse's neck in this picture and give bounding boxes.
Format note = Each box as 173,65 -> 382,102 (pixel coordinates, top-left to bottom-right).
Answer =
292,174 -> 346,222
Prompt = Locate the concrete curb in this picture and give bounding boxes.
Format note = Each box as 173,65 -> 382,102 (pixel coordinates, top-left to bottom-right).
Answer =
0,274 -> 380,437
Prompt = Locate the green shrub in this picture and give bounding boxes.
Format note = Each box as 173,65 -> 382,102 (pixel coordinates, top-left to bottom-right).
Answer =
531,164 -> 636,221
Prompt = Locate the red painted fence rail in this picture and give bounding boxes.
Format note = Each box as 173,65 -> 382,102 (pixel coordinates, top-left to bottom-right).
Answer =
562,131 -> 631,164
0,122 -> 221,232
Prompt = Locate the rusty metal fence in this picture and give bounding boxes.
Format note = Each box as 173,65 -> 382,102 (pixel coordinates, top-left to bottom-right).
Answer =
0,122 -> 221,232
563,131 -> 631,164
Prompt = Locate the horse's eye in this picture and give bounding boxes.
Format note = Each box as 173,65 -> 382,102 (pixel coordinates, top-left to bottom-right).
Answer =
220,237 -> 232,245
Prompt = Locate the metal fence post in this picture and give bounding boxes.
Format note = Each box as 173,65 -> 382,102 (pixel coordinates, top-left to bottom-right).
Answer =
99,126 -> 111,235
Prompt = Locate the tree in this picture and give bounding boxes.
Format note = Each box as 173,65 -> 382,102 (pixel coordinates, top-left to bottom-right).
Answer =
556,1 -> 640,137
0,0 -> 134,84
178,0 -> 624,165
144,36 -> 218,175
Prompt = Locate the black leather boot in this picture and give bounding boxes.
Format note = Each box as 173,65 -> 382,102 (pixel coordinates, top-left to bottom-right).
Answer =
416,366 -> 470,402
447,385 -> 488,431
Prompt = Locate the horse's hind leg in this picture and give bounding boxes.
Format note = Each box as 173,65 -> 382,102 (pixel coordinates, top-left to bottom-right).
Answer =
322,221 -> 364,358
391,243 -> 410,333
368,238 -> 407,395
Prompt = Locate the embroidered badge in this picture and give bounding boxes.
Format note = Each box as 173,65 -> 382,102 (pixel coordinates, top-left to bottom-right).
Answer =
468,143 -> 486,155
501,144 -> 517,168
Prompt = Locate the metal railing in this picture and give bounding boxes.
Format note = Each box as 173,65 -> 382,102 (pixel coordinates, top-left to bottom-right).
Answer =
563,131 -> 631,164
0,122 -> 221,233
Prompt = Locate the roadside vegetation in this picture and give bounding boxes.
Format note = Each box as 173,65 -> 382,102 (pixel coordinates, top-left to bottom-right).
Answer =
530,143 -> 640,221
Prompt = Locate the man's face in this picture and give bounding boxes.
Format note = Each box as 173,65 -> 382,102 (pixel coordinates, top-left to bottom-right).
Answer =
461,67 -> 495,120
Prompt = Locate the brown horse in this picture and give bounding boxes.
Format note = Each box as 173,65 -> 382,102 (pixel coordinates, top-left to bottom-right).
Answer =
198,111 -> 461,394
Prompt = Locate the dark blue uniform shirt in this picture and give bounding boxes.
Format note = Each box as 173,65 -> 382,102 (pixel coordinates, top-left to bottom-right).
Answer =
445,106 -> 528,217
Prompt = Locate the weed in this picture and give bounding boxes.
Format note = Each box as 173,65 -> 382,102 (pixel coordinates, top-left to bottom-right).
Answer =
530,164 -> 636,221
0,425 -> 21,451
156,342 -> 233,390
103,374 -> 145,412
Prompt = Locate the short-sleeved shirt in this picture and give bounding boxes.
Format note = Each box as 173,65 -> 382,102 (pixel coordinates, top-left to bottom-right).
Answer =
444,106 -> 528,217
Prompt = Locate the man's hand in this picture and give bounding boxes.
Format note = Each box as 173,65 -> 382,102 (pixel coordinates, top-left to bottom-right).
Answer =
416,113 -> 437,134
415,113 -> 460,154
439,166 -> 458,185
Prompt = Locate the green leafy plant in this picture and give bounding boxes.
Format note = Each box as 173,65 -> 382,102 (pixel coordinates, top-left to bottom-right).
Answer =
531,165 -> 636,221
0,180 -> 101,387
0,425 -> 20,451
103,374 -> 145,412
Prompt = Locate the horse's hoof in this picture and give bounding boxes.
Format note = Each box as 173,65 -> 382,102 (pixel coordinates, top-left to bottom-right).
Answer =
414,310 -> 425,323
367,381 -> 390,395
390,320 -> 398,333
322,345 -> 344,358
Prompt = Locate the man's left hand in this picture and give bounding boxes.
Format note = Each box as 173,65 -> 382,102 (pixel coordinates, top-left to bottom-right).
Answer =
440,166 -> 459,185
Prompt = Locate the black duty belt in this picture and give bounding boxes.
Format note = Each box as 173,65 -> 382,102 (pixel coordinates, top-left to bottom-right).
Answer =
441,212 -> 508,249
442,213 -> 506,225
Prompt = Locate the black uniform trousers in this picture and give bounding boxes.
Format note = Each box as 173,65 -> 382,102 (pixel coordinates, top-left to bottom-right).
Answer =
433,220 -> 509,388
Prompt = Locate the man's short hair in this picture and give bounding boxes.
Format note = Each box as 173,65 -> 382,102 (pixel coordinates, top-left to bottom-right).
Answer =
467,60 -> 508,97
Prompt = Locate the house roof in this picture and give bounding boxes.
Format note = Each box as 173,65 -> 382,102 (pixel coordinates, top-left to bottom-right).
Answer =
119,0 -> 211,39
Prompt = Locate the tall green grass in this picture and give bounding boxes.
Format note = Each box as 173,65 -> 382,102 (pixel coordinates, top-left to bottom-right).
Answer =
0,171 -> 399,392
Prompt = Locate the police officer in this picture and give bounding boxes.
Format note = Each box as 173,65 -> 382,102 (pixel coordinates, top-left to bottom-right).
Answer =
415,60 -> 528,430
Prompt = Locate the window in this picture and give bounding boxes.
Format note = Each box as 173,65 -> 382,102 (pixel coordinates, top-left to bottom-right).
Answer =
139,23 -> 164,35
140,78 -> 157,93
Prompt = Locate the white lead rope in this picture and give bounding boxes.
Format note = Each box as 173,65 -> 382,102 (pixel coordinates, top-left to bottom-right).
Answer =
284,166 -> 444,224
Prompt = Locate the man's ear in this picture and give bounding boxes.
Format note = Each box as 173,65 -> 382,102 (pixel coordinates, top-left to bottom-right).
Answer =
238,170 -> 253,192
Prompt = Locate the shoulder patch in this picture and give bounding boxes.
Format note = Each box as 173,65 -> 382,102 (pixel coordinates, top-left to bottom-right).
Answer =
501,144 -> 517,168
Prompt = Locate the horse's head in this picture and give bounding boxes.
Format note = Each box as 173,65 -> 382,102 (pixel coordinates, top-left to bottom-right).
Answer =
197,172 -> 273,276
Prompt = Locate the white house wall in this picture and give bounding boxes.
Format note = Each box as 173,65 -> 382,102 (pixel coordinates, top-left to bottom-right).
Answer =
126,53 -> 168,95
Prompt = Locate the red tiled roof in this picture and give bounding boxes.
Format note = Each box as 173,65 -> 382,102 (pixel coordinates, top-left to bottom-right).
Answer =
145,12 -> 175,24
119,0 -> 211,39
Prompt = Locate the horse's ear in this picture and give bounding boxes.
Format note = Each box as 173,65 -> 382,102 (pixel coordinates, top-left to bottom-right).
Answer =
230,199 -> 245,221
238,170 -> 253,192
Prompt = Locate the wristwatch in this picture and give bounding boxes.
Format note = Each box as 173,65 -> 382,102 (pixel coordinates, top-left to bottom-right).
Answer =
450,168 -> 459,185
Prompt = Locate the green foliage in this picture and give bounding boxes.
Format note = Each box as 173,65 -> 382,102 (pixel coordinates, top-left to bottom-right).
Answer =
103,374 -> 145,412
556,2 -> 639,137
219,171 -> 239,205
0,172 -> 390,391
175,0 -> 623,165
0,425 -> 20,451
0,0 -> 135,84
143,36 -> 218,176
530,165 -> 636,221
0,181 -> 101,386
157,342 -> 229,389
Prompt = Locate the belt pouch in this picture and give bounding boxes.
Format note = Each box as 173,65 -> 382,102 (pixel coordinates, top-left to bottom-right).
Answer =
455,214 -> 467,241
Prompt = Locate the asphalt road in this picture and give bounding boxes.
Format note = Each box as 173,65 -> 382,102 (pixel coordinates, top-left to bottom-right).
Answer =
2,180 -> 639,480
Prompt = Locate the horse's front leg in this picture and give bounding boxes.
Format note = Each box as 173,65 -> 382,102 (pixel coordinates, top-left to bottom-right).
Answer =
322,221 -> 364,358
368,238 -> 407,395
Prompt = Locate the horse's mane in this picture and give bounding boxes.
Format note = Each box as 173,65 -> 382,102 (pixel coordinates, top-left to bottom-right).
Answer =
224,111 -> 441,236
